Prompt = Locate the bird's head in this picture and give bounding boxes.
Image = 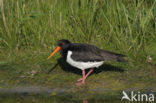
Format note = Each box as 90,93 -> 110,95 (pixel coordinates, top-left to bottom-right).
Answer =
57,39 -> 71,49
47,39 -> 71,60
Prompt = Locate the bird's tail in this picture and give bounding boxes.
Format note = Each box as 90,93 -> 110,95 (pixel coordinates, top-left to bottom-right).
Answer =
116,54 -> 127,62
101,50 -> 127,62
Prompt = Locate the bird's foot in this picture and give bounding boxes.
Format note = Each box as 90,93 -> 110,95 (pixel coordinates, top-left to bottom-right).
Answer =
77,77 -> 83,82
76,79 -> 85,86
75,81 -> 85,86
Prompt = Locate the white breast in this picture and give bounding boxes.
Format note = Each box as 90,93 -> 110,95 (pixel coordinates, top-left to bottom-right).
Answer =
66,51 -> 104,70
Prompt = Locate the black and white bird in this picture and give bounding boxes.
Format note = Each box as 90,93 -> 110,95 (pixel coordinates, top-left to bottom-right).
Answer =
47,39 -> 125,85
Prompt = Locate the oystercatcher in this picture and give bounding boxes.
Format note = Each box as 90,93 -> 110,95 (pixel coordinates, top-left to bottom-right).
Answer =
47,39 -> 125,85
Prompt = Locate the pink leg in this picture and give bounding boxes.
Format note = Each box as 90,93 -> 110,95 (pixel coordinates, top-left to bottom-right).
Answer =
76,70 -> 85,86
77,69 -> 93,82
85,69 -> 93,79
77,70 -> 85,82
82,70 -> 86,84
77,78 -> 83,82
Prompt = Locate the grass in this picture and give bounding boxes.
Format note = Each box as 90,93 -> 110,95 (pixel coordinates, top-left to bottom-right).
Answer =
0,0 -> 156,102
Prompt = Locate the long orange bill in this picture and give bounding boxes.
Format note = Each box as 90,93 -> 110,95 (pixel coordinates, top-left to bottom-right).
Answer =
47,46 -> 61,60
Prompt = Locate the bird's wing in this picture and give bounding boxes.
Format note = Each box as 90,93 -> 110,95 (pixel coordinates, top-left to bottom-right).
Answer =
100,50 -> 125,61
69,43 -> 104,62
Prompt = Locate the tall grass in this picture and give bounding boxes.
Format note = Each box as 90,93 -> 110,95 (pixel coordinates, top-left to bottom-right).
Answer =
0,0 -> 156,62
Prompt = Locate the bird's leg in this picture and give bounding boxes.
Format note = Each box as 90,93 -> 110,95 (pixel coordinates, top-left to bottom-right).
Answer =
82,70 -> 86,84
76,70 -> 85,85
77,78 -> 83,82
77,69 -> 93,82
85,68 -> 93,79
77,70 -> 86,82
77,70 -> 85,82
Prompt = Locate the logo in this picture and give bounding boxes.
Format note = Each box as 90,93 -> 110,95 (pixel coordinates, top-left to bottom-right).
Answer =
121,91 -> 154,102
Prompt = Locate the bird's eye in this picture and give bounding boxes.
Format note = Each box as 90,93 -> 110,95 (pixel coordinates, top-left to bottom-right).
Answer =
62,42 -> 64,45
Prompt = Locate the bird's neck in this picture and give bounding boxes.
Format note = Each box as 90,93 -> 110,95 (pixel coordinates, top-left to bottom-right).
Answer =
60,47 -> 70,60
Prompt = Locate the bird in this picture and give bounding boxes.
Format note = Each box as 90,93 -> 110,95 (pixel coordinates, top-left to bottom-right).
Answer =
47,39 -> 125,85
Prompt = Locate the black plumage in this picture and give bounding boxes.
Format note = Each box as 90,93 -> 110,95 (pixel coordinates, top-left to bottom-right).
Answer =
58,39 -> 125,62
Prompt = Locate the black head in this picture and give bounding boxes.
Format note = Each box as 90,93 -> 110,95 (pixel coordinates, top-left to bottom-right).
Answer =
47,39 -> 71,60
57,39 -> 71,49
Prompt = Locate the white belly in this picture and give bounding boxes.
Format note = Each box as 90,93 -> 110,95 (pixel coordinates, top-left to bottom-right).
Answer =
66,51 -> 104,70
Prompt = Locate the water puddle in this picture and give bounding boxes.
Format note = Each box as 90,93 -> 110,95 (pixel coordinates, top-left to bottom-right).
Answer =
0,86 -> 122,103
0,86 -> 155,103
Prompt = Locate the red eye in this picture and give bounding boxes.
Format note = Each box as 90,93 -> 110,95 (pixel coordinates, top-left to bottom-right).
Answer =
62,42 -> 64,45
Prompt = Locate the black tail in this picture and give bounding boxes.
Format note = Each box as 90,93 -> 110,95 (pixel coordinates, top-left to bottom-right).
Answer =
116,54 -> 126,62
101,50 -> 127,62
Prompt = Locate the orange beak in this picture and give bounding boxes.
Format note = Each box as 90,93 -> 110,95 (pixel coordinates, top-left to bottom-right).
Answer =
47,46 -> 61,60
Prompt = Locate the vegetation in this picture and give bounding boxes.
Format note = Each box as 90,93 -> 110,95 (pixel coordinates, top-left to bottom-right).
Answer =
0,0 -> 156,102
